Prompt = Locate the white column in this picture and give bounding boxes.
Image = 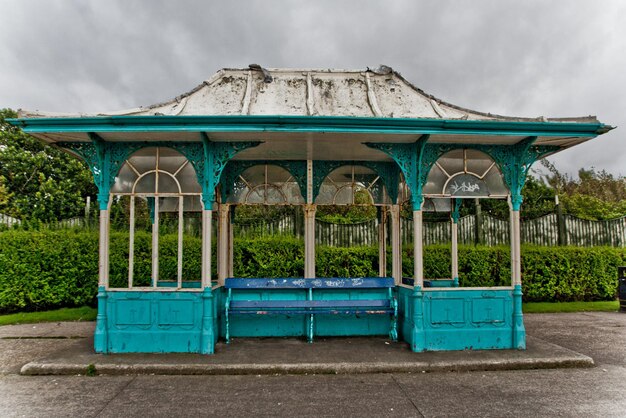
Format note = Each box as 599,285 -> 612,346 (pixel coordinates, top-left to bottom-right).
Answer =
304,204 -> 316,278
217,204 -> 230,285
151,198 -> 160,288
378,207 -> 387,277
177,196 -> 184,288
390,205 -> 402,285
201,209 -> 213,288
98,209 -> 110,288
228,212 -> 234,277
451,219 -> 458,282
413,209 -> 423,288
510,209 -> 521,286
128,197 -> 135,288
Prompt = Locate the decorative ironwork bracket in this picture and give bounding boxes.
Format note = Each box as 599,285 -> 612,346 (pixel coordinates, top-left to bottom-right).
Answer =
59,135 -> 144,210
59,134 -> 261,210
366,136 -> 558,211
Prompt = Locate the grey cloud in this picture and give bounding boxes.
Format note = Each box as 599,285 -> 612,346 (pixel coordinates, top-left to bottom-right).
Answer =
1,0 -> 623,175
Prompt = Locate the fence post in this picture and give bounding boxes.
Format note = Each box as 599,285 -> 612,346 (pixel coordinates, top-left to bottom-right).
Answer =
555,195 -> 567,246
294,205 -> 303,238
475,198 -> 483,245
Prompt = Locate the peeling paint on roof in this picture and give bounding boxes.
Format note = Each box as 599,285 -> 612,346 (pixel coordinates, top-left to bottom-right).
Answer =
18,65 -> 600,124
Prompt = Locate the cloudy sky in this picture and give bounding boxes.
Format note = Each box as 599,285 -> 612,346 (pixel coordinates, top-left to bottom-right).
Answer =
2,0 -> 624,177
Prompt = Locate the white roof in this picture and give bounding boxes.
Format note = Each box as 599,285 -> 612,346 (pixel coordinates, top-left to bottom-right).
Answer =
18,65 -> 599,124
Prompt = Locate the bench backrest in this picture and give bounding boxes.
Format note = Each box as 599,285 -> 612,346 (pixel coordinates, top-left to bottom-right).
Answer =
225,277 -> 394,289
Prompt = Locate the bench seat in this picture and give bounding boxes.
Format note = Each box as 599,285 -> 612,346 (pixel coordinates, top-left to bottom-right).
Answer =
224,277 -> 398,343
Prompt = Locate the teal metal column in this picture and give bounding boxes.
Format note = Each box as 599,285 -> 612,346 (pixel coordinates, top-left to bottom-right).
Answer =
94,286 -> 108,353
511,207 -> 525,349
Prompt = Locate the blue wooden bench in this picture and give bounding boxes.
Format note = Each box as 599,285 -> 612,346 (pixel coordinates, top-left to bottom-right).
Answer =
224,277 -> 398,343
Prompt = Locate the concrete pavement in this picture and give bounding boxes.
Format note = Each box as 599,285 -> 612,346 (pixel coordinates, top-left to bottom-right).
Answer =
3,321 -> 594,376
1,312 -> 625,417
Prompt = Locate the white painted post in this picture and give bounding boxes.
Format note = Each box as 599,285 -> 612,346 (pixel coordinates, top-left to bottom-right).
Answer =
98,209 -> 110,288
378,207 -> 387,277
177,196 -> 184,288
202,209 -> 213,288
151,198 -> 160,288
304,159 -> 316,279
128,196 -> 135,288
451,219 -> 458,283
218,203 -> 230,285
413,209 -> 423,288
304,204 -> 316,278
511,209 -> 521,286
228,211 -> 234,277
390,205 -> 402,285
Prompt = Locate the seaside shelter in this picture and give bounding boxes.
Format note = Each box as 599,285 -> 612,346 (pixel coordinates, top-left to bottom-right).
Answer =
9,65 -> 613,354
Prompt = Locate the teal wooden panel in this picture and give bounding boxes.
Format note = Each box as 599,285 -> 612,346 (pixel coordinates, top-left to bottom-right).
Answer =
471,298 -> 506,325
422,289 -> 516,351
158,300 -> 195,326
429,297 -> 465,325
103,290 -> 210,354
228,316 -> 308,337
114,300 -> 151,326
315,315 -> 390,336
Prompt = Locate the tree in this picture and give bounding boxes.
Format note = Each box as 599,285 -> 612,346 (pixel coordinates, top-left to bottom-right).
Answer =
0,109 -> 97,222
540,159 -> 626,220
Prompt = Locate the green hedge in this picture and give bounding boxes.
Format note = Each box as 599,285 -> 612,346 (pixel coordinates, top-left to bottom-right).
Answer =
0,231 -> 623,313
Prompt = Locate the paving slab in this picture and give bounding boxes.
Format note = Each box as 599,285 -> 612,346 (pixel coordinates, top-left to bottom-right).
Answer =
6,320 -> 593,376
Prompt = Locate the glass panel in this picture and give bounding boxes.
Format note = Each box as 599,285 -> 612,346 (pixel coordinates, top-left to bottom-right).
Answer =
128,148 -> 158,174
176,163 -> 202,193
327,165 -> 353,183
111,164 -> 137,193
422,199 -> 436,212
157,172 -> 180,194
159,196 -> 180,212
183,195 -> 203,212
282,183 -> 305,204
423,164 -> 447,195
266,165 -> 292,183
445,173 -> 489,197
315,184 -> 337,205
367,180 -> 387,204
437,149 -> 464,175
246,186 -> 266,204
157,149 -> 187,174
135,172 -> 156,193
465,150 -> 495,177
241,165 -> 267,185
333,185 -> 353,205
432,198 -> 452,212
266,186 -> 287,204
228,182 -> 250,204
483,168 -> 509,196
